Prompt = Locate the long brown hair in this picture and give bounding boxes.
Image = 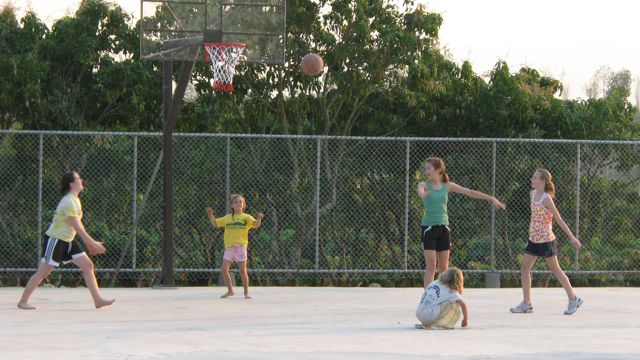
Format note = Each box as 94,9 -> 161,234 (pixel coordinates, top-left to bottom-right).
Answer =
425,157 -> 450,182
535,169 -> 556,199
438,267 -> 464,294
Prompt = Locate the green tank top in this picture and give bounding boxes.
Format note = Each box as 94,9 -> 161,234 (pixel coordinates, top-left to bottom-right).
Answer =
421,182 -> 449,226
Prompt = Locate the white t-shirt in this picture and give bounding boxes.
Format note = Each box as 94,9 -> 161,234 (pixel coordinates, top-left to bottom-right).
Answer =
418,280 -> 462,307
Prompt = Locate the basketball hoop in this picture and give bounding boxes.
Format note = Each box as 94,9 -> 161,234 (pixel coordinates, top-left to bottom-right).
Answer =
204,43 -> 246,93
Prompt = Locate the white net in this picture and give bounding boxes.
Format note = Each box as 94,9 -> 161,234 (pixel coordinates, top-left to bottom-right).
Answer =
204,43 -> 246,93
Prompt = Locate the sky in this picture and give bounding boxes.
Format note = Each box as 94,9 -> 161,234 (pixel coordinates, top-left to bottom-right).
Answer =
7,0 -> 640,102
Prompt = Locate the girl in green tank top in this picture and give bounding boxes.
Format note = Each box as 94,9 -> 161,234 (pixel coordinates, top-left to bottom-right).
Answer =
417,158 -> 506,288
422,181 -> 449,226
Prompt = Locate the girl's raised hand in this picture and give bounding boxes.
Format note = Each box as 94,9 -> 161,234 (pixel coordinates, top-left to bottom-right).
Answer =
205,207 -> 214,217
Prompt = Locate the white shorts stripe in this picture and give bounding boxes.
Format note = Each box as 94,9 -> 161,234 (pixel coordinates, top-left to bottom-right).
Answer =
43,237 -> 59,264
44,238 -> 56,261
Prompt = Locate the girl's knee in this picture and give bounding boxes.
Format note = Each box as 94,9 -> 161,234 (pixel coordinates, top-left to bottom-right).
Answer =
35,266 -> 53,279
80,260 -> 95,273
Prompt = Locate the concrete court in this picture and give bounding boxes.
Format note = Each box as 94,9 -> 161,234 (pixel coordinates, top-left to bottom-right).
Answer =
1,286 -> 639,360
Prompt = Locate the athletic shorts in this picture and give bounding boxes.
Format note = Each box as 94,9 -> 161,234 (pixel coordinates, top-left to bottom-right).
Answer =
41,236 -> 86,267
524,240 -> 558,258
421,225 -> 451,251
223,245 -> 248,263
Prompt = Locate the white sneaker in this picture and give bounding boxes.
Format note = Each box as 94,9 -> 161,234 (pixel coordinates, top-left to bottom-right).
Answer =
564,297 -> 583,315
509,302 -> 533,313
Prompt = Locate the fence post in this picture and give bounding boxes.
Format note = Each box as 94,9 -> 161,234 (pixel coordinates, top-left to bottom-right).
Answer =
575,143 -> 581,271
315,138 -> 321,270
218,135 -> 234,286
225,136 -> 230,210
37,134 -> 43,260
404,140 -> 410,270
132,136 -> 138,269
486,141 -> 500,288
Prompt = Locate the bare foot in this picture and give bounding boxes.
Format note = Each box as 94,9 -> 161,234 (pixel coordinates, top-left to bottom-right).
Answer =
17,302 -> 36,310
244,294 -> 252,299
220,291 -> 235,298
95,298 -> 115,309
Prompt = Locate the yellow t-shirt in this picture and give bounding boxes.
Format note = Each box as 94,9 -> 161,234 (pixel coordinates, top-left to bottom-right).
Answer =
216,213 -> 257,248
45,193 -> 82,242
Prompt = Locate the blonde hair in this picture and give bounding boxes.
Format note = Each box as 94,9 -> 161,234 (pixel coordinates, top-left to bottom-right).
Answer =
535,169 -> 556,199
425,157 -> 450,182
438,267 -> 464,294
229,194 -> 247,218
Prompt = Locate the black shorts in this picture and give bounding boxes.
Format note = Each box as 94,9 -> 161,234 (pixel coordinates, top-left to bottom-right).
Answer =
421,225 -> 451,251
41,236 -> 86,267
524,240 -> 558,258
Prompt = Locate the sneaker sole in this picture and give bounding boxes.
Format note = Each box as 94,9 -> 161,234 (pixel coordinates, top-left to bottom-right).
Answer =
509,309 -> 533,313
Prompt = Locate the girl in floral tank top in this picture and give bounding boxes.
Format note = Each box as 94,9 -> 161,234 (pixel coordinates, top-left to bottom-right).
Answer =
510,169 -> 583,316
528,192 -> 556,243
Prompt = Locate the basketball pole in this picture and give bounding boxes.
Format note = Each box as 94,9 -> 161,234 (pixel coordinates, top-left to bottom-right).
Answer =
161,58 -> 196,287
140,0 -> 285,287
158,31 -> 219,288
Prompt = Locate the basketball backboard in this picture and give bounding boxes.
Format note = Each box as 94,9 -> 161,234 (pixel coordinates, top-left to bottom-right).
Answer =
141,0 -> 286,64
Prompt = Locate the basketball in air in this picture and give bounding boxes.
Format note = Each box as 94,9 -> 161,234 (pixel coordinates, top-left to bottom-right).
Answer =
300,53 -> 324,76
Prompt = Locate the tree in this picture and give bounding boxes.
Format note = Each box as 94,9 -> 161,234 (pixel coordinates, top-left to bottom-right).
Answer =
585,66 -> 633,100
0,0 -> 162,131
0,6 -> 48,129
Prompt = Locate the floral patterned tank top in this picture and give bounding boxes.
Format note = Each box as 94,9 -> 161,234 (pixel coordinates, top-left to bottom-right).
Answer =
528,192 -> 556,243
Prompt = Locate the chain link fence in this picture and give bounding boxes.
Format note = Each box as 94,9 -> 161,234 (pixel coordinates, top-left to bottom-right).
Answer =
1,130 -> 639,286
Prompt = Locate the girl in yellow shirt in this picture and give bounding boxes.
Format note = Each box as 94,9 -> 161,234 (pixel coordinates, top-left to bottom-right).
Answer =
17,172 -> 114,310
206,194 -> 264,299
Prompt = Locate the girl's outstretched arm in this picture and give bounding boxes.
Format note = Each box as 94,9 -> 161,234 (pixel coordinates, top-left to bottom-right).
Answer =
543,197 -> 582,249
447,182 -> 506,210
456,299 -> 469,327
205,207 -> 217,228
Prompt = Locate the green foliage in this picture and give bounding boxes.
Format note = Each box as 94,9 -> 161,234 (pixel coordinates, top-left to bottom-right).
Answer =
1,0 -> 637,138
